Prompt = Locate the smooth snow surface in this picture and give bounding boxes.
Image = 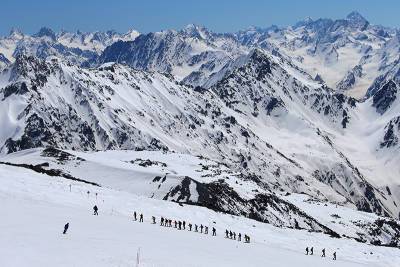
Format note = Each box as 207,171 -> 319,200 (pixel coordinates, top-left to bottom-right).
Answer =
1,164 -> 399,267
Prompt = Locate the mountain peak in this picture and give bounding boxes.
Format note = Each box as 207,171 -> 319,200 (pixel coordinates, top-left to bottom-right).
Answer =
346,11 -> 369,29
293,16 -> 314,28
9,28 -> 24,39
34,27 -> 56,41
346,11 -> 366,21
182,24 -> 210,39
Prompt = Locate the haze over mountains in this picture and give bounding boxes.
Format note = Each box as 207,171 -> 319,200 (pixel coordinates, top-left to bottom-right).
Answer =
1,11 -> 400,259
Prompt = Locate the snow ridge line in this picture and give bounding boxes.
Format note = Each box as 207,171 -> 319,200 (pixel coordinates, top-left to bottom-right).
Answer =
0,161 -> 100,186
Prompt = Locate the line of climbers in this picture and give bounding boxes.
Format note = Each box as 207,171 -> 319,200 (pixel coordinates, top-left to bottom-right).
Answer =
132,211 -> 251,243
306,246 -> 336,260
225,229 -> 250,243
62,206 -> 342,262
63,206 -> 255,246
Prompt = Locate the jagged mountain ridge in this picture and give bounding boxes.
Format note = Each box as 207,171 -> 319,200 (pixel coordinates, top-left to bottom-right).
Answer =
0,27 -> 139,68
1,11 -> 399,101
234,12 -> 398,99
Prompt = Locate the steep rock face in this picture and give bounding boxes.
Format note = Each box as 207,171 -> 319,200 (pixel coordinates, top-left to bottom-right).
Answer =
0,53 -> 10,70
380,116 -> 400,148
337,65 -> 363,91
372,80 -> 398,114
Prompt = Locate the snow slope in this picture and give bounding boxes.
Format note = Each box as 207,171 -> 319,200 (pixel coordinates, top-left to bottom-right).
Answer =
2,147 -> 400,246
1,162 -> 400,267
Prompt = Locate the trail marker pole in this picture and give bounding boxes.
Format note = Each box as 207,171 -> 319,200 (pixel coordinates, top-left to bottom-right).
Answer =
136,247 -> 141,267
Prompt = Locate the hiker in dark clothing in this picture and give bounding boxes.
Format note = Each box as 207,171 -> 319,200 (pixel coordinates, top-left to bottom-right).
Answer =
189,223 -> 192,231
205,226 -> 208,234
333,252 -> 336,260
174,221 -> 177,228
321,248 -> 326,257
233,232 -> 236,240
310,247 -> 314,255
212,227 -> 216,236
247,235 -> 250,243
139,214 -> 143,222
306,247 -> 309,255
152,216 -> 156,224
63,223 -> 69,234
238,233 -> 241,241
225,229 -> 229,238
195,224 -> 198,232
178,221 -> 182,230
169,220 -> 172,227
161,217 -> 164,226
200,224 -> 204,233
93,205 -> 98,215
229,231 -> 233,239
183,221 -> 186,230
134,212 -> 137,221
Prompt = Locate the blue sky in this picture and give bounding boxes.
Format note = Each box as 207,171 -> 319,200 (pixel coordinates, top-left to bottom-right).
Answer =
1,0 -> 399,35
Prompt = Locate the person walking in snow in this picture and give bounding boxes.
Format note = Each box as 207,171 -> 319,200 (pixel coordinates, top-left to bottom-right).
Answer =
161,217 -> 164,226
238,233 -> 241,241
152,216 -> 156,224
183,221 -> 186,230
178,221 -> 182,230
225,229 -> 229,238
93,205 -> 98,215
333,252 -> 336,260
139,213 -> 143,222
200,224 -> 204,233
188,223 -> 192,231
321,248 -> 326,257
212,227 -> 216,236
229,231 -> 233,239
169,219 -> 172,227
63,223 -> 69,234
306,247 -> 309,255
310,247 -> 314,255
174,221 -> 177,228
205,226 -> 208,234
195,224 -> 198,232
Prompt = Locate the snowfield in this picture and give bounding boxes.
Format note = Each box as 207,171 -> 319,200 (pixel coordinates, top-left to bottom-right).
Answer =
1,154 -> 400,267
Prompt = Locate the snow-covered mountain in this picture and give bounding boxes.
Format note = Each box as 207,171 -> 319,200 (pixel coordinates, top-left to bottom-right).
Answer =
2,12 -> 399,100
96,24 -> 247,86
234,11 -> 398,99
1,12 -> 400,255
0,27 -> 140,66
